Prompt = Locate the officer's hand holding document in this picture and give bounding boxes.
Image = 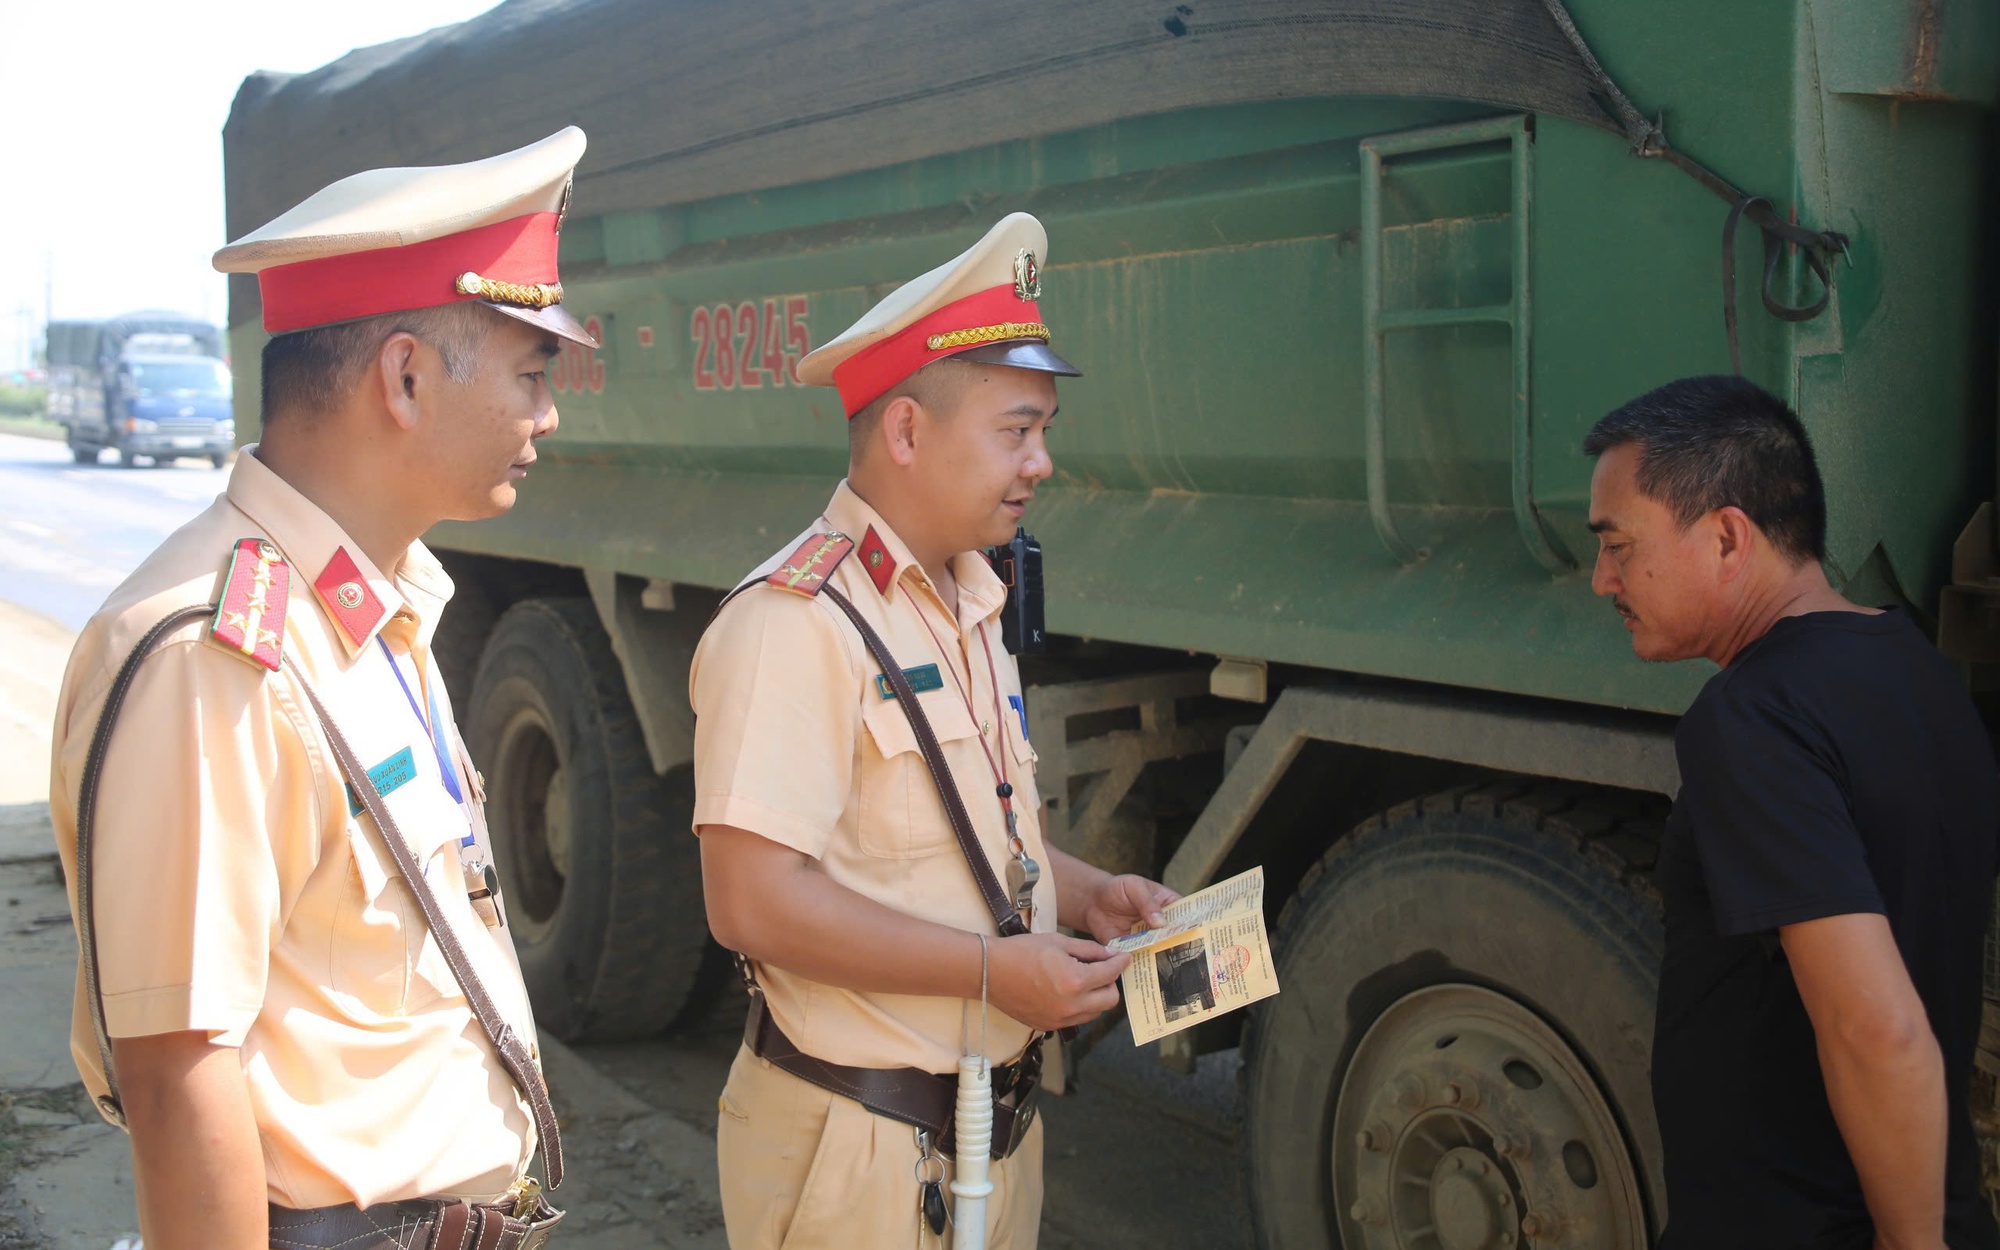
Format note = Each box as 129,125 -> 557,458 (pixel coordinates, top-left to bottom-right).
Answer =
1107,866 -> 1278,1044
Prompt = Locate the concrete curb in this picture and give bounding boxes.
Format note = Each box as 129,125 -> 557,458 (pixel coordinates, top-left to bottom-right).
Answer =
0,805 -> 55,866
0,602 -> 73,811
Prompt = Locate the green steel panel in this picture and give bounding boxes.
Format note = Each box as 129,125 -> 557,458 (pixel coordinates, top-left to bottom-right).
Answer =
226,0 -> 1997,720
426,466 -> 1714,714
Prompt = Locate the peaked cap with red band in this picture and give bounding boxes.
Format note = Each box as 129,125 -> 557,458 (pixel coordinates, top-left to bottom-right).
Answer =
212,127 -> 597,348
797,212 -> 1080,416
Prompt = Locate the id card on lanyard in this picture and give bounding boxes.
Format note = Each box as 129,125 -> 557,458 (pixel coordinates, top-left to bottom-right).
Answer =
379,636 -> 505,927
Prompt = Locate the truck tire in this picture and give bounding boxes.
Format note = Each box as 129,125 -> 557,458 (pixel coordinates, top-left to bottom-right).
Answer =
432,576 -> 498,715
72,446 -> 97,464
1242,783 -> 1667,1250
465,597 -> 708,1040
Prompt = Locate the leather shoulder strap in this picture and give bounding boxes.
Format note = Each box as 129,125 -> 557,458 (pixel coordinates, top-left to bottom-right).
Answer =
821,586 -> 1028,938
75,602 -> 215,1126
73,611 -> 566,1188
284,662 -> 565,1189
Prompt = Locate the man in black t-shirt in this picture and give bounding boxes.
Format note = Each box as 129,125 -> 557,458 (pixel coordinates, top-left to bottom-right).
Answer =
1584,375 -> 1999,1250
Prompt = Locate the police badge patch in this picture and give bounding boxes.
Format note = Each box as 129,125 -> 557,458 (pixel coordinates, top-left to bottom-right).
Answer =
1013,248 -> 1041,301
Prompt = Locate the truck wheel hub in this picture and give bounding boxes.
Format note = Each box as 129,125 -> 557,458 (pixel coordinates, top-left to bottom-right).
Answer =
1429,1148 -> 1508,1249
1335,984 -> 1645,1249
491,698 -> 571,935
541,766 -> 573,876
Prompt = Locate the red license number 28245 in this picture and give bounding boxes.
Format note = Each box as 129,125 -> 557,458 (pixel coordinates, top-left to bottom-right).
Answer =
692,296 -> 808,391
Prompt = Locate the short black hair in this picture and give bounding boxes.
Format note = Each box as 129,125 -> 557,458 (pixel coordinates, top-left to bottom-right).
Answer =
1583,375 -> 1826,564
260,303 -> 493,424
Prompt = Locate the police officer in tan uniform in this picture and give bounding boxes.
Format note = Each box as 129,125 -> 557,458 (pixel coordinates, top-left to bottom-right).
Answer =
49,130 -> 593,1250
692,213 -> 1179,1249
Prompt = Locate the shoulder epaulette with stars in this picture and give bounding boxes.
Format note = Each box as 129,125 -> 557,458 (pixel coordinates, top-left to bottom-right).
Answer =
765,531 -> 854,597
209,538 -> 290,671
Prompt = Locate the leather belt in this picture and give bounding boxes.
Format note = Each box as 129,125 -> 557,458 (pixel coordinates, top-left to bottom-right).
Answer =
267,1191 -> 563,1250
743,988 -> 1041,1159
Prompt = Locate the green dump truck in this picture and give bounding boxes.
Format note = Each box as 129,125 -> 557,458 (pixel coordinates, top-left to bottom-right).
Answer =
221,1 -> 1999,1243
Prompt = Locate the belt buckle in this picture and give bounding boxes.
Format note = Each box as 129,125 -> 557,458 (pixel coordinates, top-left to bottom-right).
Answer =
518,1224 -> 556,1250
1000,1087 -> 1039,1159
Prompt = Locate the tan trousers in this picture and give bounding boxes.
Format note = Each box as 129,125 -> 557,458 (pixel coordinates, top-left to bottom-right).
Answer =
717,1045 -> 1045,1250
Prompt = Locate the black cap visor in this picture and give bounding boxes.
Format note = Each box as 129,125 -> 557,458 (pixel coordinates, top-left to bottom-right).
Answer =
949,338 -> 1081,378
487,300 -> 599,348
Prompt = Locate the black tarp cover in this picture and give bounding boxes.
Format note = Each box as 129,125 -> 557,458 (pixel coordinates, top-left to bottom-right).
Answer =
46,314 -> 223,367
223,0 -> 1620,323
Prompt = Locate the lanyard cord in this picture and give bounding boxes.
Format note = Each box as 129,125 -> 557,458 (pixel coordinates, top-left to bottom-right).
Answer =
913,602 -> 1016,826
377,635 -> 466,809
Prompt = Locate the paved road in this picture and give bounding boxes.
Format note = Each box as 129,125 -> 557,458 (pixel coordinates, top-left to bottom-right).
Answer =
0,433 -> 227,630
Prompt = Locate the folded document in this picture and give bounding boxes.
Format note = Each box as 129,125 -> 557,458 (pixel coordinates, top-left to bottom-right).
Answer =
1108,866 -> 1280,1045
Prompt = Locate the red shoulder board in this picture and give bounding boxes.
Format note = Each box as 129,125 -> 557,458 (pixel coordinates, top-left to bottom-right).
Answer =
765,531 -> 854,596
209,538 -> 290,671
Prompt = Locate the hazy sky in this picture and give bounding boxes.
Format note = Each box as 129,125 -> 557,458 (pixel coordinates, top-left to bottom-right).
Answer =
3,0 -> 504,371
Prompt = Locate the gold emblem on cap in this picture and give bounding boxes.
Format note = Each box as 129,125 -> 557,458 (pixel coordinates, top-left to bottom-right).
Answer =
1014,249 -> 1042,301
455,271 -> 565,310
926,322 -> 1052,352
334,581 -> 365,610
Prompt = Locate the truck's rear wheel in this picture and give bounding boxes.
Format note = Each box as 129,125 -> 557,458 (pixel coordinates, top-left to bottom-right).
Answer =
465,597 -> 708,1040
1243,784 -> 1666,1249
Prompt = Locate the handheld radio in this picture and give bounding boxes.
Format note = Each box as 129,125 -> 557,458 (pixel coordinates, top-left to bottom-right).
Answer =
986,527 -> 1046,655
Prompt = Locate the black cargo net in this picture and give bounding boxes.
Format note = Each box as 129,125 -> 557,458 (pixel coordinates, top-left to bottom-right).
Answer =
46,314 -> 225,368
223,0 -> 1842,354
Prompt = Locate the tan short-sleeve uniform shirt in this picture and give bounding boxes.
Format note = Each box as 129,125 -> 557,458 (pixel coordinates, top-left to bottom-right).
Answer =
49,448 -> 540,1210
691,481 -> 1058,1075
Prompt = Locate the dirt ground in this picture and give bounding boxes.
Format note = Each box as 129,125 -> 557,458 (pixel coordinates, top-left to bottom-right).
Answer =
0,802 -> 1248,1250
573,993 -> 1250,1250
0,808 -> 738,1250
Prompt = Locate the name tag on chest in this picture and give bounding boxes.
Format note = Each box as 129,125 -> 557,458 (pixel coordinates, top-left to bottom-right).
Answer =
345,746 -> 419,816
876,663 -> 945,700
